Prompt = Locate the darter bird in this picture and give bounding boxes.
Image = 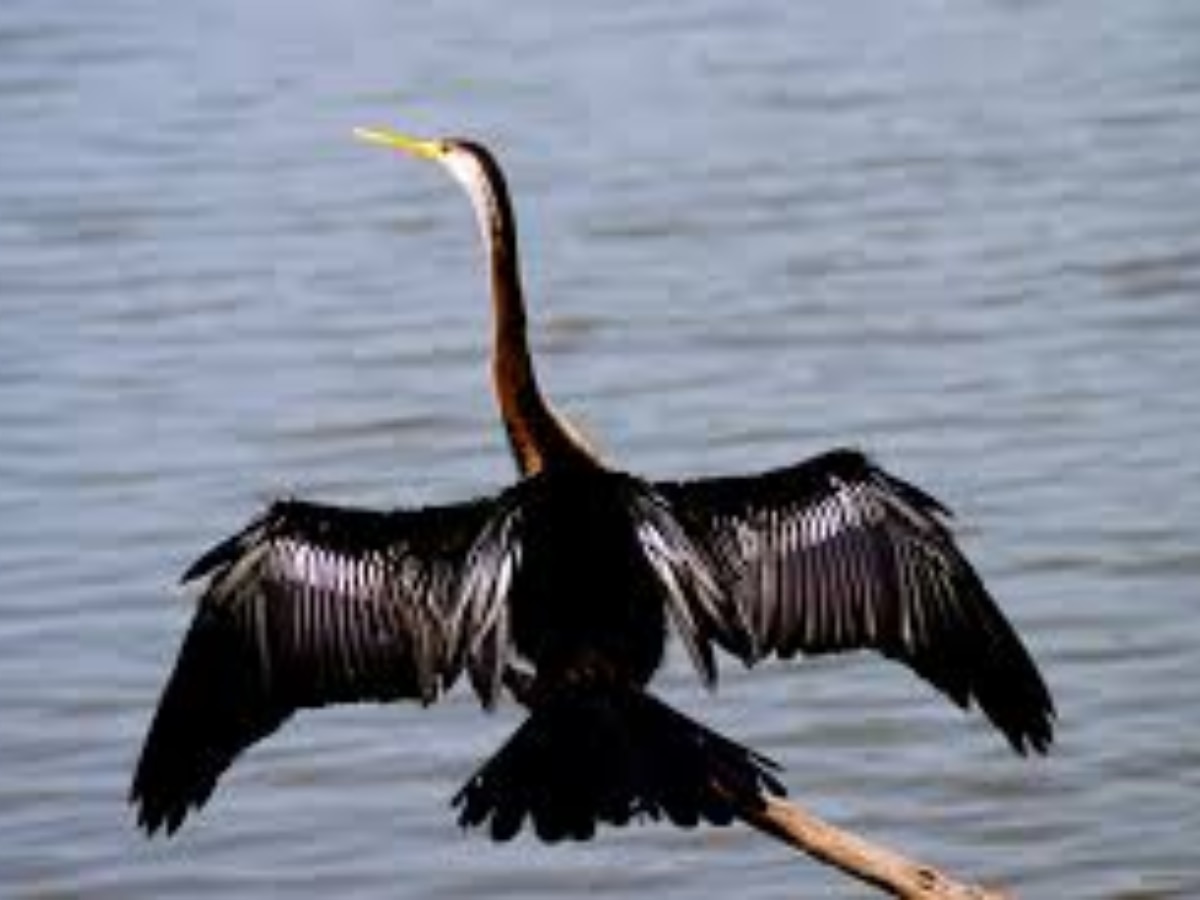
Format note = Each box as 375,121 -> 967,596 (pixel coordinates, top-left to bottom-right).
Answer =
130,128 -> 1055,842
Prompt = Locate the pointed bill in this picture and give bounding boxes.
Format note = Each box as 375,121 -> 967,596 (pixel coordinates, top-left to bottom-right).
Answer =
353,127 -> 443,159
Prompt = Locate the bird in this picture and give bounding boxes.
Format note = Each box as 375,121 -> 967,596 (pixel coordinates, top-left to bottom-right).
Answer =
130,127 -> 1055,843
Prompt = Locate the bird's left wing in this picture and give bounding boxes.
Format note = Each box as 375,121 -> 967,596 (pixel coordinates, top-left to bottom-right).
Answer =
131,494 -> 517,835
656,449 -> 1054,753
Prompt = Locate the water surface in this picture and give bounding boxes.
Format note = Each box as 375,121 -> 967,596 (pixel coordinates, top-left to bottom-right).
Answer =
3,1 -> 1200,896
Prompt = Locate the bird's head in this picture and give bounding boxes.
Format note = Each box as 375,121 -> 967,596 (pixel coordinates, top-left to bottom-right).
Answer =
354,128 -> 508,231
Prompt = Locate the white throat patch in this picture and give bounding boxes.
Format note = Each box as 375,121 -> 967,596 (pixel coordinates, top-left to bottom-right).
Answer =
441,151 -> 499,256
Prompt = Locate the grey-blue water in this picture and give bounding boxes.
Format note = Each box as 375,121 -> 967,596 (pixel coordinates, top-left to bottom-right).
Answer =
3,1 -> 1199,896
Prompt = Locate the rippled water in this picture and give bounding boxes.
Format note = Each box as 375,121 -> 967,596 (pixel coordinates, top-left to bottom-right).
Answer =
4,1 -> 1200,896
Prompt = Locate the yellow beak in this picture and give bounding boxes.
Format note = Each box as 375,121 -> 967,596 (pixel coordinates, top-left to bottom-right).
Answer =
353,127 -> 444,160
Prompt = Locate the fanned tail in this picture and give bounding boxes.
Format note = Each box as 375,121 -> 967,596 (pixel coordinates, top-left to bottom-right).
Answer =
453,685 -> 785,842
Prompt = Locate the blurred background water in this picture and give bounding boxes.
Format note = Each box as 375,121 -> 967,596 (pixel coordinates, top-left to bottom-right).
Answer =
3,0 -> 1199,896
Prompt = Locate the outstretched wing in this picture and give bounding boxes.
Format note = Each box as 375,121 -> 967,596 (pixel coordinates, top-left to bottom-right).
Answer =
657,449 -> 1055,753
131,494 -> 514,835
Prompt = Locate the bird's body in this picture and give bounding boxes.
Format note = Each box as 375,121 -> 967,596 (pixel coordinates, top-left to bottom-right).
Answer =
507,467 -> 668,690
131,129 -> 1054,842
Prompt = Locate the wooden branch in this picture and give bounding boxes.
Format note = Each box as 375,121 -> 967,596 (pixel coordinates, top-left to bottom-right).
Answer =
732,792 -> 1012,899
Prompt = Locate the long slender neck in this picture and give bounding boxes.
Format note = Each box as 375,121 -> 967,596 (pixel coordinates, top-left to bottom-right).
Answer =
460,152 -> 591,475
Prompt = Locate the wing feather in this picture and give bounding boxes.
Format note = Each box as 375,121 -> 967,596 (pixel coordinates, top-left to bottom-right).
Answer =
131,494 -> 508,835
658,448 -> 1055,753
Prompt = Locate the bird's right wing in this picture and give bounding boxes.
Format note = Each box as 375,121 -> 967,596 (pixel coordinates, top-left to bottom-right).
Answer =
131,494 -> 519,835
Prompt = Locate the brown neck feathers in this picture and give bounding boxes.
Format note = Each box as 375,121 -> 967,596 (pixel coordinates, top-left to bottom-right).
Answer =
471,149 -> 591,475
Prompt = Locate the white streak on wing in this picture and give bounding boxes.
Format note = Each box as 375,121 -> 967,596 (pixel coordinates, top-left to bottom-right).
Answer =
897,540 -> 916,649
279,540 -> 362,596
903,541 -> 928,650
813,498 -> 840,643
469,544 -> 516,658
840,490 -> 871,640
777,506 -> 798,645
632,491 -> 728,615
636,520 -> 685,607
636,517 -> 711,679
454,507 -> 522,704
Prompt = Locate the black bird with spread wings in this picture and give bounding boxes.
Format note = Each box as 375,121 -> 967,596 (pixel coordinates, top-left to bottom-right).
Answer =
131,129 -> 1054,842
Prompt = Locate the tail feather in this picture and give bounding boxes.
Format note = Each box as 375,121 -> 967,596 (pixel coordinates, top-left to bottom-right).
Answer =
453,687 -> 784,842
